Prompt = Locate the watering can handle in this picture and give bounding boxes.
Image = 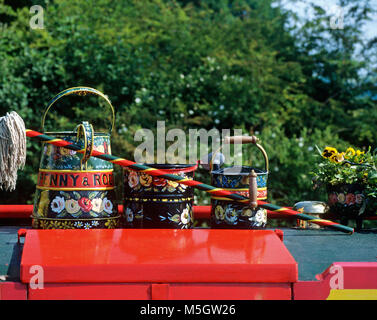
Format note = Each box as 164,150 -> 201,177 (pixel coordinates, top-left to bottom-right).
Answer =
210,135 -> 269,172
76,121 -> 94,170
224,135 -> 259,144
41,87 -> 115,134
249,170 -> 258,209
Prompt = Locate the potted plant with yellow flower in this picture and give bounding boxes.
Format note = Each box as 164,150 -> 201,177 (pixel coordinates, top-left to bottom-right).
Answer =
312,146 -> 377,228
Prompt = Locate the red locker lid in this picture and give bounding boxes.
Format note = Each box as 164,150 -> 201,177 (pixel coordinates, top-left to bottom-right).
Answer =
20,229 -> 297,283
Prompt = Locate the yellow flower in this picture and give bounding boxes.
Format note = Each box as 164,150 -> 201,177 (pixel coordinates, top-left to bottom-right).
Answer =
344,147 -> 355,159
322,147 -> 337,159
329,152 -> 344,163
356,150 -> 365,156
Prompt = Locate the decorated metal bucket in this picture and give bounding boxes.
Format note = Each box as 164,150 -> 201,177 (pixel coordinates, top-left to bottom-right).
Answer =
210,136 -> 269,229
123,163 -> 197,228
32,87 -> 120,229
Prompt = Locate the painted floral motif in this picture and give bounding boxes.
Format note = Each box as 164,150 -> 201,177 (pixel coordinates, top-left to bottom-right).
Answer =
103,197 -> 113,214
105,218 -> 118,228
123,166 -> 196,229
125,168 -> 194,194
65,199 -> 80,215
128,171 -> 139,188
32,217 -> 120,229
214,205 -> 225,220
94,145 -> 105,153
213,171 -> 268,189
125,207 -> 134,223
74,221 -> 83,228
328,193 -> 338,205
249,209 -> 267,225
92,198 -> 103,213
325,184 -> 367,218
34,190 -> 115,221
338,193 -> 345,204
180,208 -> 191,225
166,205 -> 193,229
224,207 -> 238,224
139,173 -> 153,187
51,196 -> 65,213
345,193 -> 356,205
153,177 -> 167,187
40,134 -> 113,171
241,208 -> 253,217
355,194 -> 364,204
211,200 -> 267,229
78,197 -> 93,213
166,179 -> 179,191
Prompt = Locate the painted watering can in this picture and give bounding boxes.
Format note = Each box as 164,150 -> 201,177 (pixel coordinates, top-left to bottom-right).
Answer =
32,87 -> 120,229
210,135 -> 269,228
123,163 -> 198,229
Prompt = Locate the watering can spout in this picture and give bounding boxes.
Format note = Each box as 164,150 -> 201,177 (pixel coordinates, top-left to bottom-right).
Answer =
200,152 -> 225,171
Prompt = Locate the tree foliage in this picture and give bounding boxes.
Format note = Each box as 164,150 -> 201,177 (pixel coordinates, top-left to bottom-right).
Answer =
0,0 -> 376,208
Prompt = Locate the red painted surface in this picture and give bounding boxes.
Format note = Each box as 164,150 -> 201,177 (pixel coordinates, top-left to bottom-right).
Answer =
0,204 -> 303,220
164,283 -> 291,300
293,262 -> 377,300
20,229 -> 297,284
0,282 -> 27,300
28,283 -> 150,300
151,283 -> 170,300
26,282 -> 291,300
0,205 -> 33,218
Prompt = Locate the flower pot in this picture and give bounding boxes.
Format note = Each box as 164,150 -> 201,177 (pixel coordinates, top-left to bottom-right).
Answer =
326,183 -> 367,219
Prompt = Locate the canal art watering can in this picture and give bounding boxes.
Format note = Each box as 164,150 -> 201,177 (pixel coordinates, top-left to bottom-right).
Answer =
210,136 -> 269,229
124,163 -> 198,229
32,87 -> 120,229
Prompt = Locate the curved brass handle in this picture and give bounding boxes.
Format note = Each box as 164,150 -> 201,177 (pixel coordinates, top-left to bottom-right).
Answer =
76,121 -> 94,170
41,87 -> 115,134
210,135 -> 269,172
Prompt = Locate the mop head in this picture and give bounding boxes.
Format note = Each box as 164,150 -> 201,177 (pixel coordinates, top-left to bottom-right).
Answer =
0,111 -> 26,191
